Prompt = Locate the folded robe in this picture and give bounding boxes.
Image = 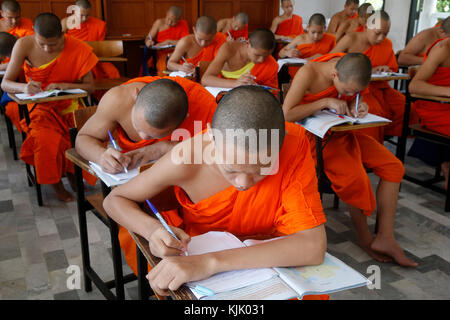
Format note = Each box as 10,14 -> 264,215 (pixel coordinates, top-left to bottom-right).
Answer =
276,15 -> 304,38
301,53 -> 405,216
6,35 -> 98,185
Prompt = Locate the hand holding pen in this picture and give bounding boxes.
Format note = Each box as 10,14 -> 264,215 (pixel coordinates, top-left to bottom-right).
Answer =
107,130 -> 128,173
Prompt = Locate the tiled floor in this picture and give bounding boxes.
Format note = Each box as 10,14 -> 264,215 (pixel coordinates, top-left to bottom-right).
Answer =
0,117 -> 449,300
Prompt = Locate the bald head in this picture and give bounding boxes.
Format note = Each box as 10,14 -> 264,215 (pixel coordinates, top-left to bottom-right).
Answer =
440,16 -> 450,35
212,86 -> 285,153
0,31 -> 16,57
308,13 -> 326,27
34,13 -> 62,38
134,79 -> 188,130
1,0 -> 20,13
336,53 -> 372,87
195,16 -> 217,35
234,12 -> 248,25
249,28 -> 276,51
345,0 -> 359,5
168,5 -> 182,19
75,0 -> 91,9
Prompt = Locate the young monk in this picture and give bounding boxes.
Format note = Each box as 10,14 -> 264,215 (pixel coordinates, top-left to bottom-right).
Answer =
0,0 -> 34,38
144,6 -> 189,76
271,0 -> 304,40
103,86 -> 328,299
331,10 -> 416,139
282,52 -> 417,268
1,13 -> 97,202
327,0 -> 359,34
335,3 -> 374,43
166,16 -> 226,75
398,17 -> 450,67
217,12 -> 249,41
409,38 -> 450,189
201,28 -> 279,89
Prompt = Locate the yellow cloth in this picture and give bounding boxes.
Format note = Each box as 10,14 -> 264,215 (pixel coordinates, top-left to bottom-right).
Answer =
221,62 -> 255,79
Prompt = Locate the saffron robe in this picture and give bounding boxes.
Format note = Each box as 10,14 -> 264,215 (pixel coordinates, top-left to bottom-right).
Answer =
276,15 -> 304,38
227,24 -> 249,40
3,17 -> 34,38
182,33 -> 227,67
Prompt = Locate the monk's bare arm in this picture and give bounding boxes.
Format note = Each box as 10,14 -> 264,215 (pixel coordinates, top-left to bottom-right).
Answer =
409,42 -> 450,97
201,43 -> 239,88
398,33 -> 426,66
167,37 -> 190,71
270,16 -> 280,35
217,19 -> 227,33
145,19 -> 161,47
278,36 -> 302,58
327,15 -> 340,34
1,38 -> 32,93
329,34 -> 352,53
335,20 -> 351,43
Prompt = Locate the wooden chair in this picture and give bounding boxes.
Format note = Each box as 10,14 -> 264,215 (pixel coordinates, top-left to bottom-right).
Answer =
68,106 -> 138,300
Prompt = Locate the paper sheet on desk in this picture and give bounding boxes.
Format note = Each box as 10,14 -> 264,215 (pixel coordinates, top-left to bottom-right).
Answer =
89,161 -> 139,187
15,88 -> 86,100
371,72 -> 407,79
277,58 -> 307,72
151,44 -> 175,50
205,86 -> 232,98
169,71 -> 194,78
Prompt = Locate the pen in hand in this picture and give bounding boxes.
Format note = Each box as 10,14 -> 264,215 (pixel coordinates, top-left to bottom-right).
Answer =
107,130 -> 128,173
354,92 -> 360,118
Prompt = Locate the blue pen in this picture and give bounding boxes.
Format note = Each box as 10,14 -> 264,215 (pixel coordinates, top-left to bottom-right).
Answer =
108,130 -> 128,173
146,199 -> 188,255
355,92 -> 360,118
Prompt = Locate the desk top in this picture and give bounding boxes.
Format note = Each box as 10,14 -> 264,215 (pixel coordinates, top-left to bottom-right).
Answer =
65,148 -> 96,176
97,57 -> 128,63
8,92 -> 88,104
329,121 -> 389,132
370,74 -> 410,82
410,93 -> 450,103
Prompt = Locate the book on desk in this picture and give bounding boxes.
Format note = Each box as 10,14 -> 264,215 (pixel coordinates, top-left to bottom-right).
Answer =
15,88 -> 87,101
185,231 -> 369,300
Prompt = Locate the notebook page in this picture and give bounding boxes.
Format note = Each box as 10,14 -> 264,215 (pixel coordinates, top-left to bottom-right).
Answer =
205,87 -> 232,98
277,58 -> 307,72
89,161 -> 139,187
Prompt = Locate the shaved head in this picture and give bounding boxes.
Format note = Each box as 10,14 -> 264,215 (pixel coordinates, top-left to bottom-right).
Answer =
336,53 -> 372,87
234,12 -> 248,25
168,5 -> 182,19
134,79 -> 188,129
308,13 -> 326,27
345,0 -> 359,5
1,0 -> 20,12
212,86 -> 285,153
195,16 -> 217,35
75,0 -> 91,9
34,13 -> 63,38
249,28 -> 276,51
0,31 -> 16,56
441,16 -> 450,34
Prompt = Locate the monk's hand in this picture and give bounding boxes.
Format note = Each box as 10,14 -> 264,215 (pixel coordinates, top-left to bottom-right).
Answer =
25,81 -> 43,94
45,83 -> 70,91
325,98 -> 350,116
100,147 -> 131,174
373,65 -> 392,74
236,73 -> 257,86
287,47 -> 301,58
147,224 -> 191,258
350,100 -> 369,118
146,254 -> 214,296
180,63 -> 195,75
145,36 -> 155,47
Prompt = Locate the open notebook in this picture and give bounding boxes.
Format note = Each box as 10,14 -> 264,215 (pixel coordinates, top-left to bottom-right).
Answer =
299,110 -> 391,138
89,161 -> 139,187
277,58 -> 307,72
186,231 -> 369,300
371,72 -> 408,79
15,88 -> 86,100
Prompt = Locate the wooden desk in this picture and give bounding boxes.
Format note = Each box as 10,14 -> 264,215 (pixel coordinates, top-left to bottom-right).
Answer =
370,74 -> 410,82
8,91 -> 88,105
410,93 -> 450,104
98,57 -> 128,63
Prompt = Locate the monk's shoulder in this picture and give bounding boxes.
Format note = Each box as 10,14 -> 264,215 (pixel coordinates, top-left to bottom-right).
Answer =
98,83 -> 137,117
15,35 -> 34,53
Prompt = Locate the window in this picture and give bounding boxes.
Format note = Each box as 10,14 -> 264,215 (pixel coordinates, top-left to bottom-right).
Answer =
360,0 -> 385,11
436,0 -> 450,12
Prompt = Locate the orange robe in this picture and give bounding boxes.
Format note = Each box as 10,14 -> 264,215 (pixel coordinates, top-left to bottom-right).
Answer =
3,17 -> 34,38
414,39 -> 450,136
117,76 -> 218,273
365,38 -> 419,137
302,53 -> 405,215
354,25 -> 365,32
149,20 -> 190,76
276,15 -> 304,38
181,33 -> 227,67
6,35 -> 98,185
227,24 -> 248,40
66,17 -> 120,82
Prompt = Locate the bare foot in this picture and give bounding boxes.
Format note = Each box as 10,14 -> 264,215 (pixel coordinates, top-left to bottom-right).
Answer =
51,182 -> 75,203
442,162 -> 449,191
371,235 -> 418,268
66,172 -> 77,193
355,229 -> 393,263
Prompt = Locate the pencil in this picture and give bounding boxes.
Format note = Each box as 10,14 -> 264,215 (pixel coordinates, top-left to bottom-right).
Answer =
355,92 -> 360,118
107,130 -> 128,173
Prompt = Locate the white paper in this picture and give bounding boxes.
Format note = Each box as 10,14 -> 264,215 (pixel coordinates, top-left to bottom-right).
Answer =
151,44 -> 175,50
169,71 -> 193,78
89,161 -> 139,187
277,58 -> 307,72
205,86 -> 232,98
371,72 -> 408,79
15,88 -> 86,100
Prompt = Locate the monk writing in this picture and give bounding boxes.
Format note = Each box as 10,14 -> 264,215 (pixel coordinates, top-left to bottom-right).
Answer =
167,16 -> 226,75
1,13 -> 97,202
0,0 -> 34,38
217,12 -> 249,41
75,77 -> 217,273
144,6 -> 189,76
282,52 -> 417,267
409,37 -> 450,189
328,0 -> 359,34
202,28 -> 279,89
271,0 -> 304,40
335,3 -> 374,43
103,86 -> 328,299
398,17 -> 450,67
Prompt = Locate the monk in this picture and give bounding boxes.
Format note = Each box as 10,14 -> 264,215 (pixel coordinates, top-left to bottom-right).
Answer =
335,3 -> 374,43
217,12 -> 249,41
144,6 -> 189,76
409,38 -> 450,189
283,52 -> 418,268
331,10 -> 415,139
62,0 -> 120,99
0,0 -> 34,39
271,0 -> 304,40
201,28 -> 279,89
166,16 -> 226,75
103,86 -> 328,300
0,31 -> 16,71
327,0 -> 359,34
1,13 -> 97,202
398,17 -> 450,67
75,76 -> 218,271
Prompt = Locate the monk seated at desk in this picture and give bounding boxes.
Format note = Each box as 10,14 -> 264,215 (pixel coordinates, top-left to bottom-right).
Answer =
201,28 -> 278,89
144,6 -> 189,76
167,16 -> 226,76
331,10 -> 418,140
282,52 -> 417,268
62,0 -> 120,101
409,38 -> 450,189
1,13 -> 97,202
327,0 -> 359,34
271,0 -> 304,40
217,12 -> 249,41
398,17 -> 450,67
335,3 -> 374,43
104,86 -> 329,300
0,0 -> 34,39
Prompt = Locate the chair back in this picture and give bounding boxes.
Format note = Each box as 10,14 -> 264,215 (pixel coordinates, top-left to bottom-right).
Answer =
86,40 -> 125,58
